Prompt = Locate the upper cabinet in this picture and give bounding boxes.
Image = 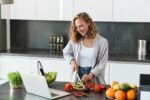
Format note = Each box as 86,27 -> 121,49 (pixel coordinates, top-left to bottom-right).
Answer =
36,0 -> 73,21
1,0 -> 36,19
1,0 -> 73,21
2,0 -> 150,22
61,0 -> 73,21
36,0 -> 60,20
113,0 -> 150,22
74,0 -> 112,21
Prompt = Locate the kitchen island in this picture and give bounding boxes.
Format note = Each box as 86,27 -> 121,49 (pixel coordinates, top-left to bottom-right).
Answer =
0,82 -> 108,100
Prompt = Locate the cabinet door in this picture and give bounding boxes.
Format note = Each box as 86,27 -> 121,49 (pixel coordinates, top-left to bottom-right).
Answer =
109,62 -> 150,86
104,62 -> 110,85
0,56 -> 30,79
30,57 -> 72,82
113,0 -> 150,22
36,0 -> 60,20
10,0 -> 36,19
61,0 -> 73,21
74,0 -> 112,21
1,4 -> 11,19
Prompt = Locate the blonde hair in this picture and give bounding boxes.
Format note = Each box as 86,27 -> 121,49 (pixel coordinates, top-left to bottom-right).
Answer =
69,12 -> 97,43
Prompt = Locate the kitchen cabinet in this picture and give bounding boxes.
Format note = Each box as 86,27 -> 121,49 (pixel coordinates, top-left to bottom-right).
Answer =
113,0 -> 150,22
0,55 -> 30,79
104,62 -> 110,85
74,0 -> 112,21
36,0 -> 60,20
1,0 -> 73,20
30,57 -> 72,82
61,0 -> 73,21
1,0 -> 36,19
109,61 -> 150,86
36,0 -> 73,21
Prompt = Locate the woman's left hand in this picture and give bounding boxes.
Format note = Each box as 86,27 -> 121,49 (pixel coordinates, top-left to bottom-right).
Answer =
82,73 -> 94,83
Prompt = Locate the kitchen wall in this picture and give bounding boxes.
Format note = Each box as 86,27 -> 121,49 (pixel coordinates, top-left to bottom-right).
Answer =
10,20 -> 150,56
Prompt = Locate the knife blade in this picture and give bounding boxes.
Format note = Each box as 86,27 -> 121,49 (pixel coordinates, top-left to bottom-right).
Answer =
76,72 -> 82,82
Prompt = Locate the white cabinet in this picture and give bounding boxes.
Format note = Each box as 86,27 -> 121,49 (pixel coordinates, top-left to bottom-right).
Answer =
113,0 -> 150,22
36,0 -> 60,20
61,0 -> 73,21
109,61 -> 150,86
0,55 -> 30,79
1,4 -> 11,19
30,57 -> 72,82
74,0 -> 112,21
1,0 -> 73,20
36,0 -> 73,20
1,0 -> 36,19
104,62 -> 110,85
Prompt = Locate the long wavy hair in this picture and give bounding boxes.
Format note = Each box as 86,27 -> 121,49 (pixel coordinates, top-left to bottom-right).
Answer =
69,12 -> 97,43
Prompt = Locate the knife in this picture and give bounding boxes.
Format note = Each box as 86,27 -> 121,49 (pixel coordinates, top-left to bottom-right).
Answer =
76,72 -> 82,82
37,61 -> 45,76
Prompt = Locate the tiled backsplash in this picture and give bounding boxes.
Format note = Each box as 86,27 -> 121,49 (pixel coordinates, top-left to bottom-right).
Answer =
11,20 -> 150,56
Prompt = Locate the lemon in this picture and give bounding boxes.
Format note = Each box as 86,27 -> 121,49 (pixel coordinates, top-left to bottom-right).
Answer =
113,84 -> 120,90
111,81 -> 119,88
129,83 -> 137,89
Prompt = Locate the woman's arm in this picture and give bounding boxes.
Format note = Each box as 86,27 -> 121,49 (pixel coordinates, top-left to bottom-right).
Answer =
63,40 -> 74,64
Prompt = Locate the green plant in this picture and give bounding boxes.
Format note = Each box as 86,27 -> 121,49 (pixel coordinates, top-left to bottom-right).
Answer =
7,71 -> 23,87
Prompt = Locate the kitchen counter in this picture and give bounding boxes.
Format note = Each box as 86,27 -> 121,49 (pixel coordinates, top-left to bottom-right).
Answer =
0,82 -> 107,100
1,49 -> 150,63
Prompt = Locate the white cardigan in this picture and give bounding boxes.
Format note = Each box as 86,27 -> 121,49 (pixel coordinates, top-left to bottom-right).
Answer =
63,34 -> 108,83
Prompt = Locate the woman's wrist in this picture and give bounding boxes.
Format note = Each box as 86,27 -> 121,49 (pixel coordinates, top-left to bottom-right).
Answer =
89,72 -> 95,78
70,59 -> 74,64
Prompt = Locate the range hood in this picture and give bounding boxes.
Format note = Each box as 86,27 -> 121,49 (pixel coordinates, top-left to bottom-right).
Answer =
0,0 -> 13,4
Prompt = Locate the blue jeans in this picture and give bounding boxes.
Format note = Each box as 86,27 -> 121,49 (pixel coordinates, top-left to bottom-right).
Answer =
78,66 -> 92,79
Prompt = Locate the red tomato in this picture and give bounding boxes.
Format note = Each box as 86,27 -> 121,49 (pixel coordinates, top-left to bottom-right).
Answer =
94,84 -> 104,92
65,83 -> 73,92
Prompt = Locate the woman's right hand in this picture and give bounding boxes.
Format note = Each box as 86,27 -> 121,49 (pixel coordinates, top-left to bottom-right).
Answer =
70,59 -> 78,72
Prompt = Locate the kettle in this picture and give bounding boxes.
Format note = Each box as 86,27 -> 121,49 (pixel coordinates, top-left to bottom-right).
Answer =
138,39 -> 147,60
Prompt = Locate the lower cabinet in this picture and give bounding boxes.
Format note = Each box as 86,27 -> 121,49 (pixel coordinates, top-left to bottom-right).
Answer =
109,61 -> 150,86
1,55 -> 149,85
0,55 -> 72,82
30,57 -> 72,82
0,55 -> 30,79
104,62 -> 110,85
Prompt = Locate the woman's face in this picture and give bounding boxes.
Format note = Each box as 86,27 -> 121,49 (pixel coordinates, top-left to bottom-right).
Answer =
75,18 -> 90,37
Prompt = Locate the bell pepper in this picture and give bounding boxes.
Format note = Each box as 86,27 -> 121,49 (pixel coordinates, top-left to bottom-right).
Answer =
65,83 -> 73,92
94,84 -> 104,92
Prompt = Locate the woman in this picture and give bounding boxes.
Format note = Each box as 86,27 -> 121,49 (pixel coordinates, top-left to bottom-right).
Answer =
63,12 -> 108,84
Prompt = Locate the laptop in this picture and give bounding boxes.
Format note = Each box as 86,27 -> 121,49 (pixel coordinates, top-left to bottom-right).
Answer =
21,73 -> 70,99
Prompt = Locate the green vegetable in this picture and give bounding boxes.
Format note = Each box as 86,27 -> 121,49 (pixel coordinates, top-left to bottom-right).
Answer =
7,71 -> 23,87
45,72 -> 57,84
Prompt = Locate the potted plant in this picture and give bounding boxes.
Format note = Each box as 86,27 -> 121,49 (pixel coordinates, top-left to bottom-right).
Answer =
7,71 -> 23,91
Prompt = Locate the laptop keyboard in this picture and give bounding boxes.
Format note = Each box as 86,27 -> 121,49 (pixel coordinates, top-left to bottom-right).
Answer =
51,93 -> 59,97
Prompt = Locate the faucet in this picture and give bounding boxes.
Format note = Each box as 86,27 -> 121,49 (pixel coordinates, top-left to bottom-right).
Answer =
37,61 -> 45,76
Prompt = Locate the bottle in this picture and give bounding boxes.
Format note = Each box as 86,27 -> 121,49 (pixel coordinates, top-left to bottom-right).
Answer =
60,36 -> 64,43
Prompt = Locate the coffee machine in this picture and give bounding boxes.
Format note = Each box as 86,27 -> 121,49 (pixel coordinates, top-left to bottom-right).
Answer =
138,74 -> 150,100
